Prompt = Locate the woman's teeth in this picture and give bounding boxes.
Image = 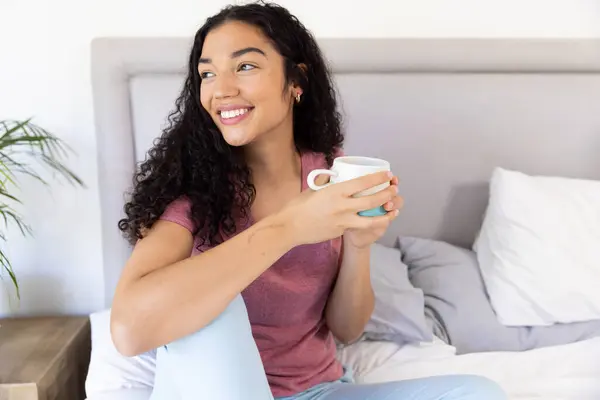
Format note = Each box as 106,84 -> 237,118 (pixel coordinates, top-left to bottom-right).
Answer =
221,108 -> 249,119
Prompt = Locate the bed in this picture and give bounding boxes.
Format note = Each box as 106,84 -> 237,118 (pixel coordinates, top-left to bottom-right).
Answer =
88,36 -> 600,399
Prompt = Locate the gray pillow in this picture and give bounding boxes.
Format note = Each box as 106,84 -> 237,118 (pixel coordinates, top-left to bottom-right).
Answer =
398,236 -> 600,354
362,243 -> 432,344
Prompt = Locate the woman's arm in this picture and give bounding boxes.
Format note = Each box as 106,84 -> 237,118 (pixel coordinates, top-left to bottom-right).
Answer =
111,171 -> 396,356
325,238 -> 375,344
325,177 -> 402,344
110,214 -> 294,357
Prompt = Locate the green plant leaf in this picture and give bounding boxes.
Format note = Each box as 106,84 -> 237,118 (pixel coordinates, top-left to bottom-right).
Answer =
0,247 -> 19,299
0,187 -> 23,204
37,153 -> 85,186
0,119 -> 32,141
0,150 -> 48,186
0,160 -> 18,188
0,204 -> 31,236
0,118 -> 85,298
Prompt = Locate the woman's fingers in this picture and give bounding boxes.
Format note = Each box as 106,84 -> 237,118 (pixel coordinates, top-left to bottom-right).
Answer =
351,184 -> 398,212
346,207 -> 398,230
336,171 -> 392,197
383,195 -> 404,212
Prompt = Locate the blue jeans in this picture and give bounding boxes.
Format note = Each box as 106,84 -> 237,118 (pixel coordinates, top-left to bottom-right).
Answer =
149,294 -> 507,400
277,367 -> 506,400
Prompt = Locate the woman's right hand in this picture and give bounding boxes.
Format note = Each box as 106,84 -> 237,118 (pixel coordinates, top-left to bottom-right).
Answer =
276,171 -> 398,246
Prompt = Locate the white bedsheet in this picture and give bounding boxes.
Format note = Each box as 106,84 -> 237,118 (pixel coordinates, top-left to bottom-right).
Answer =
337,336 -> 600,400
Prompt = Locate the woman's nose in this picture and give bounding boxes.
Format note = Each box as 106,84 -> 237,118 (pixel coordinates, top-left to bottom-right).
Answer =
213,73 -> 239,99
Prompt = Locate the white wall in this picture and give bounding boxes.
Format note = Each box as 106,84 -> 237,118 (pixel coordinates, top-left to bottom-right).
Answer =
1,0 -> 599,317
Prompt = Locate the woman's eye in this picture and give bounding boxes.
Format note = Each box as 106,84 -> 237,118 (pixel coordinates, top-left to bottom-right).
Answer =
200,71 -> 215,79
239,63 -> 256,71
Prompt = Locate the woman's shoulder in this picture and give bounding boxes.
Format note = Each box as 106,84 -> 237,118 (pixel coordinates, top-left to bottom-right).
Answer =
159,196 -> 195,233
302,147 -> 344,169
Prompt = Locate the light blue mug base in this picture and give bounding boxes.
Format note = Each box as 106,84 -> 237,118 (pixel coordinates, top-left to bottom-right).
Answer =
358,206 -> 387,217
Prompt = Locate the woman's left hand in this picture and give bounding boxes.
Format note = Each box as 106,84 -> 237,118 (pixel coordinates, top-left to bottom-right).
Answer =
344,176 -> 403,249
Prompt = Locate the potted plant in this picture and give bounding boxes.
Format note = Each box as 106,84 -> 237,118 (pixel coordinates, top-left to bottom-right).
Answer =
0,118 -> 84,301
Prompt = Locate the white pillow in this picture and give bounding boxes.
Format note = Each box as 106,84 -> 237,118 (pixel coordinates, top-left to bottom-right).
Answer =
85,309 -> 155,400
473,167 -> 600,326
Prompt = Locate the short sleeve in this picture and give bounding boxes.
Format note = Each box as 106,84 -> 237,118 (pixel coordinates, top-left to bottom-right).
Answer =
303,148 -> 345,172
160,197 -> 195,233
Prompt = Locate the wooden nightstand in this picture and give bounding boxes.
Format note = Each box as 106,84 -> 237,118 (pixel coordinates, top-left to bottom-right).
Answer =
0,316 -> 91,400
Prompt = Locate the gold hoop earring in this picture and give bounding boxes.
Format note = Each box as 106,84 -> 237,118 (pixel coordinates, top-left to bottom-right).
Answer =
295,93 -> 301,103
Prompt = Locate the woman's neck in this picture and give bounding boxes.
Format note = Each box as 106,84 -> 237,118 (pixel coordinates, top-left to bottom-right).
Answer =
245,135 -> 300,187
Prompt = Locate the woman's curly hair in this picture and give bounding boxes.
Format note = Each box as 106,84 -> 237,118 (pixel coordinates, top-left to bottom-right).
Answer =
118,1 -> 344,248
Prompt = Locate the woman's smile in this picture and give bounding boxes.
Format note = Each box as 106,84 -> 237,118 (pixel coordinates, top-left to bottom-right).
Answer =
217,105 -> 255,125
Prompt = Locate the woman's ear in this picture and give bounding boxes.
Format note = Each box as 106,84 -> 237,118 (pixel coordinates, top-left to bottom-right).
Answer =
293,63 -> 308,85
297,63 -> 308,75
293,88 -> 303,104
292,63 -> 308,99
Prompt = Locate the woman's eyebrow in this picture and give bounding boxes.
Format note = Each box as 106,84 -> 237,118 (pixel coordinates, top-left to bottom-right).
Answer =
198,47 -> 267,65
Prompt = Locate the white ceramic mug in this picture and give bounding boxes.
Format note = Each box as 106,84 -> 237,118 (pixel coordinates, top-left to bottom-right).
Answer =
307,156 -> 391,217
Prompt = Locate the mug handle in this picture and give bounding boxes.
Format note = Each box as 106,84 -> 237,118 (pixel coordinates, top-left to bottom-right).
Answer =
307,169 -> 338,190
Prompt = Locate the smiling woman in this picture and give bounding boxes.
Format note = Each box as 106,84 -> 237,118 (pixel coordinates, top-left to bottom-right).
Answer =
197,25 -> 294,147
110,2 -> 506,400
116,4 -> 342,249
200,27 -> 313,155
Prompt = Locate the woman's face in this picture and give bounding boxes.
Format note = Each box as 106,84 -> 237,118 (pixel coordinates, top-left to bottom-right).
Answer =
199,21 -> 299,147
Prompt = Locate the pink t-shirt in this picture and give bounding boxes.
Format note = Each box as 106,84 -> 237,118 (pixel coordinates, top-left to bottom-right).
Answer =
159,151 -> 344,397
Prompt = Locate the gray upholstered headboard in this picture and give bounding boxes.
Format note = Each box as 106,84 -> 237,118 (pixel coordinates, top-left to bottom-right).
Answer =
91,37 -> 600,306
